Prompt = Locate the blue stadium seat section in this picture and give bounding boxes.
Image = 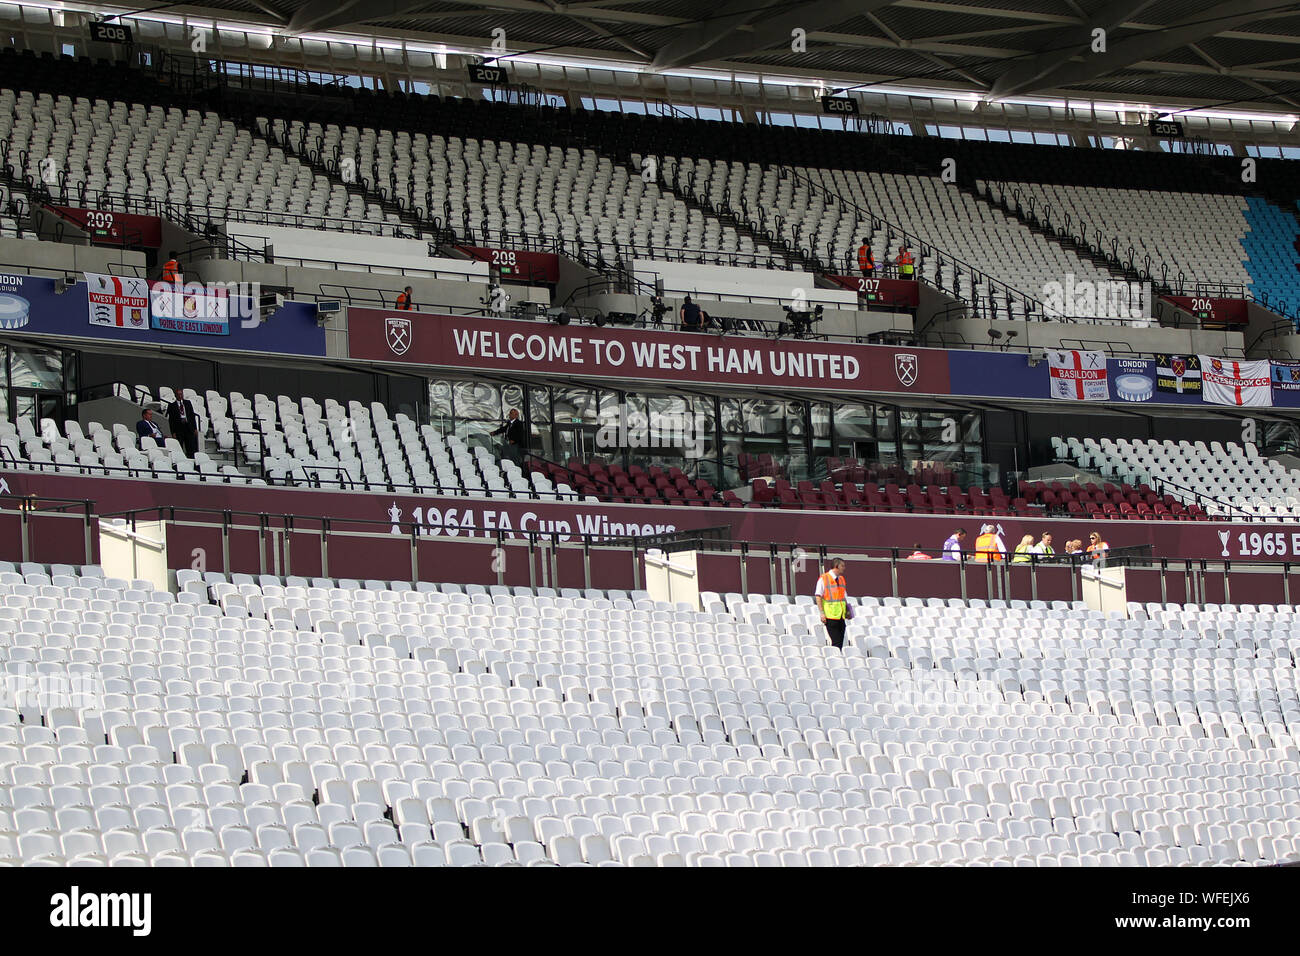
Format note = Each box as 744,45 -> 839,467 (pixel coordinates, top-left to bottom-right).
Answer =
1241,196 -> 1300,320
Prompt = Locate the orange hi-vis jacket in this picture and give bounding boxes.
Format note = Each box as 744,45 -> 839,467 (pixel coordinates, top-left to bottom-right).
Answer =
161,259 -> 179,282
819,570 -> 848,619
974,531 -> 1003,563
857,245 -> 874,271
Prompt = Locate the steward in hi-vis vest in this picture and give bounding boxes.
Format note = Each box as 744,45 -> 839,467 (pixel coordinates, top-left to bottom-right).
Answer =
816,558 -> 853,650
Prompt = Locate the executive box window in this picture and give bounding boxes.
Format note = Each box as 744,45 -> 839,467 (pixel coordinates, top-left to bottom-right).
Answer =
618,392 -> 719,484
832,402 -> 876,462
424,375 -> 996,493
426,379 -> 515,446
900,409 -> 987,487
9,347 -> 63,392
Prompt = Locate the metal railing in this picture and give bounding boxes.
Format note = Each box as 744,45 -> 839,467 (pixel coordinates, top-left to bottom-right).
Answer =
0,493 -> 97,565
781,166 -> 1051,323
70,504 -> 1300,604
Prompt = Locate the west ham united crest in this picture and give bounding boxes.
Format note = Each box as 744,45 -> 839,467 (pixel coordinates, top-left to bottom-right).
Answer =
895,352 -> 918,387
385,317 -> 412,356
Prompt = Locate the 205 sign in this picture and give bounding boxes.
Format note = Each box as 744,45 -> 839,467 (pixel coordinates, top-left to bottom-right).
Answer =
89,20 -> 133,44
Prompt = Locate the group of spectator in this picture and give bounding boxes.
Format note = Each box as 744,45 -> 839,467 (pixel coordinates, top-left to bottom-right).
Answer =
909,526 -> 1110,562
136,386 -> 201,457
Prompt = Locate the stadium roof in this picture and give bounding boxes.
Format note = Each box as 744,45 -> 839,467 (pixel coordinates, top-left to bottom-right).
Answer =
166,1 -> 1300,110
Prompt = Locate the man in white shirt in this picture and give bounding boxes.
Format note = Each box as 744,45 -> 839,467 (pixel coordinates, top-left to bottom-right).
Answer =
1031,533 -> 1055,557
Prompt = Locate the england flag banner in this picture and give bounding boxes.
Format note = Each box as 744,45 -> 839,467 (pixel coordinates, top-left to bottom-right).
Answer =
85,273 -> 149,330
1048,349 -> 1108,401
1199,355 -> 1273,407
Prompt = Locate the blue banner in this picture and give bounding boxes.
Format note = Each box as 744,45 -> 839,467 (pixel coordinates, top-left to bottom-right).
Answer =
1106,358 -> 1203,405
947,349 -> 1047,398
149,280 -> 231,336
0,274 -> 323,355
1272,360 -> 1300,408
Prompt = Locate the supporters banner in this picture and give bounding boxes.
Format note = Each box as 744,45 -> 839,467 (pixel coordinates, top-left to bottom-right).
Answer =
1108,358 -> 1156,403
1272,361 -> 1300,394
1199,355 -> 1273,407
346,308 -> 951,394
1047,349 -> 1108,401
1155,353 -> 1202,396
84,273 -> 149,330
149,280 -> 231,335
1272,361 -> 1300,409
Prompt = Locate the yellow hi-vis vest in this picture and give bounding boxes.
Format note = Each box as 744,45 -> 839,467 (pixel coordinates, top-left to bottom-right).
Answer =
820,571 -> 848,620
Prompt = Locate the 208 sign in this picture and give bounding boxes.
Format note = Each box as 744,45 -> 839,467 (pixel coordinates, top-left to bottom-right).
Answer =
89,20 -> 133,44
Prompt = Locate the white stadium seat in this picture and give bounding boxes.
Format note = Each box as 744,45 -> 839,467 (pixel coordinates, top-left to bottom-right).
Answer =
2,566 -> 1299,867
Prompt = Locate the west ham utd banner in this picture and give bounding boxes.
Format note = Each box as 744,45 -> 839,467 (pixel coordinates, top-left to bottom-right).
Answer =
1047,348 -> 1108,401
149,280 -> 231,335
84,273 -> 149,330
1199,355 -> 1273,407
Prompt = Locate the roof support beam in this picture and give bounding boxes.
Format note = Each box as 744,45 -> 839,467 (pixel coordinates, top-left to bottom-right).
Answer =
987,0 -> 1159,98
990,0 -> 1295,98
651,0 -> 893,70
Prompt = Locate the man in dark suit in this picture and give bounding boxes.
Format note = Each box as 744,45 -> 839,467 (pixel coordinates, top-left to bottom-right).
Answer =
490,408 -> 526,467
137,409 -> 166,449
166,386 -> 199,457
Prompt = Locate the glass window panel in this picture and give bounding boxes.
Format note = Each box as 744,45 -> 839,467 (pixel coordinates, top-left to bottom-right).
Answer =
453,381 -> 500,422
528,387 -> 551,422
429,379 -> 453,418
9,347 -> 62,390
553,386 -> 598,424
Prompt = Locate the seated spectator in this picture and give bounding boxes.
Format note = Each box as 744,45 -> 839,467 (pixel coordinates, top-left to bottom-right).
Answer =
1011,534 -> 1035,563
907,543 -> 933,560
136,408 -> 165,448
